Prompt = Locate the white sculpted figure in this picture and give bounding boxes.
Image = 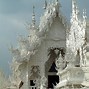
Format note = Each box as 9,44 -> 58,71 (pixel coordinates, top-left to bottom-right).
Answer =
40,76 -> 47,89
55,52 -> 64,71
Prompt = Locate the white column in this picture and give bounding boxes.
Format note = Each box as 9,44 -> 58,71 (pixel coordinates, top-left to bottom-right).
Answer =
25,61 -> 29,89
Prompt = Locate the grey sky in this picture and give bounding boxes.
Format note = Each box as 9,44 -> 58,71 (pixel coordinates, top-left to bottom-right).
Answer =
0,0 -> 89,76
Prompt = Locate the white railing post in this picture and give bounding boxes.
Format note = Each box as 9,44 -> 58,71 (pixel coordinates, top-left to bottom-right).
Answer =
29,86 -> 36,89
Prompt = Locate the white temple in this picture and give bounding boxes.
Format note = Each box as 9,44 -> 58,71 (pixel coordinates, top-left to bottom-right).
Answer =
7,0 -> 89,89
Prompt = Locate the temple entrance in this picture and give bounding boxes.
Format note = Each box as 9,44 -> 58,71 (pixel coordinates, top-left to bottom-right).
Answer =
48,75 -> 59,88
45,47 -> 65,89
45,60 -> 59,89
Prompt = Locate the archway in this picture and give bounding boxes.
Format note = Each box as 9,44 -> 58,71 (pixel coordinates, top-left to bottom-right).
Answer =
45,47 -> 65,88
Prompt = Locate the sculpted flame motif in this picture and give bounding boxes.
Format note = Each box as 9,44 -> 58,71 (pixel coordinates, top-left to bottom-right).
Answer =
48,47 -> 65,61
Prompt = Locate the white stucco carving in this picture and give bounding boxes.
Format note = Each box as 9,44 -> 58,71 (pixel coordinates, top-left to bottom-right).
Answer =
7,0 -> 89,89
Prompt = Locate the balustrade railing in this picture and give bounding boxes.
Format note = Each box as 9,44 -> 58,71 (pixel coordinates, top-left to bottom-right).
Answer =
29,86 -> 36,89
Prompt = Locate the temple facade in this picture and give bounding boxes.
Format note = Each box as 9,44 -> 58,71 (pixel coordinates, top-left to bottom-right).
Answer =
7,0 -> 89,89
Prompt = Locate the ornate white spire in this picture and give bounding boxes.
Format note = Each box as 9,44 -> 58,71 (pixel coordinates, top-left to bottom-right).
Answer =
71,0 -> 79,21
30,5 -> 38,32
32,5 -> 36,27
43,0 -> 47,9
83,9 -> 87,26
72,0 -> 76,14
83,9 -> 87,19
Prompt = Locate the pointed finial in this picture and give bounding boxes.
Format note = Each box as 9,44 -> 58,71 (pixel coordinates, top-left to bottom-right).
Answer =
72,0 -> 77,13
43,0 -> 47,9
59,51 -> 63,58
72,0 -> 79,20
75,6 -> 79,20
75,6 -> 79,15
54,0 -> 59,4
55,0 -> 58,2
72,0 -> 76,5
83,9 -> 87,27
83,9 -> 87,20
32,5 -> 36,26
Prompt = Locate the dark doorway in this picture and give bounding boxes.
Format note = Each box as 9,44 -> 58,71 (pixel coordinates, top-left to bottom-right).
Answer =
48,75 -> 59,88
49,61 -> 57,72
